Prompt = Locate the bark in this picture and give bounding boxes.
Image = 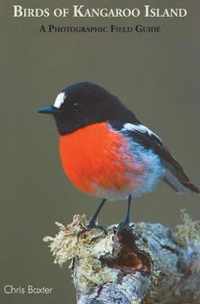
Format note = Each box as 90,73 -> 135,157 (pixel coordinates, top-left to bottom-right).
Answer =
44,211 -> 200,304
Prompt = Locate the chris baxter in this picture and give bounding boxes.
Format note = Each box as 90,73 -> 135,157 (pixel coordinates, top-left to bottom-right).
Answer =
2,284 -> 54,295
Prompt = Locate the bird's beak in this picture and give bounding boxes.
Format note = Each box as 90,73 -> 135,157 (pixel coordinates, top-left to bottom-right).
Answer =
37,105 -> 57,114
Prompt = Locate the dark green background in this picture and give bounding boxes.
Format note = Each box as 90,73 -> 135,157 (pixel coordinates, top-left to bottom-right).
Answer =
1,0 -> 199,303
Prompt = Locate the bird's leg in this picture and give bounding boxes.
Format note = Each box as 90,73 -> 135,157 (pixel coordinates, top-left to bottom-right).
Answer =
87,199 -> 107,231
117,194 -> 132,232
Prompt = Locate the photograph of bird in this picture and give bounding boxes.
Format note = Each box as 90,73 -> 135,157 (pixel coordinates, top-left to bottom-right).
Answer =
38,82 -> 199,230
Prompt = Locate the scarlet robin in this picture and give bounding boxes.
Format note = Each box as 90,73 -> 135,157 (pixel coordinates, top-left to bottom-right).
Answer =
38,82 -> 199,229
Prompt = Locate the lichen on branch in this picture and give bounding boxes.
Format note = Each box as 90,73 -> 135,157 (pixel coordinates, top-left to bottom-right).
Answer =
44,211 -> 200,304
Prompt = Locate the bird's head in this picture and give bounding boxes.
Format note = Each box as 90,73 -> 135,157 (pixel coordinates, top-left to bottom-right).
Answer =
38,81 -> 138,134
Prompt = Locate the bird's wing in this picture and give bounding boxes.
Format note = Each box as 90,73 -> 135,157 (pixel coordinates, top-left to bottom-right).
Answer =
110,121 -> 200,193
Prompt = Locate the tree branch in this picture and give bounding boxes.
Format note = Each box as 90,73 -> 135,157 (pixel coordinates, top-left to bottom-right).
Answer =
44,211 -> 200,304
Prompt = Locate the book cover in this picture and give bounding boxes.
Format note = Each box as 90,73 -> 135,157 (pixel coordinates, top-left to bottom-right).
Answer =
1,1 -> 199,303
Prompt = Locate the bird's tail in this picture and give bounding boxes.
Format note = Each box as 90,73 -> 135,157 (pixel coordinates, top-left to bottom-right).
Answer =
163,161 -> 200,194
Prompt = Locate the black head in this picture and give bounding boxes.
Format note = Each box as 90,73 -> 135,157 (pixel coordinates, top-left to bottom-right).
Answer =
38,82 -> 139,134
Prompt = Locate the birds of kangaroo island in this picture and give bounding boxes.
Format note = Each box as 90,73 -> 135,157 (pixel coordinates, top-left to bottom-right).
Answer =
38,82 -> 199,230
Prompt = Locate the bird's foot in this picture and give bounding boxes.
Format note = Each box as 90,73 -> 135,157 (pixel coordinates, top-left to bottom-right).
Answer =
115,194 -> 133,235
86,220 -> 108,234
77,222 -> 107,239
116,219 -> 131,234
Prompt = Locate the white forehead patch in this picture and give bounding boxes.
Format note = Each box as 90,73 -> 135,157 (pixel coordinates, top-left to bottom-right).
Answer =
53,92 -> 65,109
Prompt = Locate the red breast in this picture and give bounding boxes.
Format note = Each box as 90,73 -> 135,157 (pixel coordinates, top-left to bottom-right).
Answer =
59,122 -> 144,196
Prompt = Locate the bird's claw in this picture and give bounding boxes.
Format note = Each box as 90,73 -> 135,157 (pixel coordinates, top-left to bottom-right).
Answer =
86,222 -> 108,234
116,220 -> 131,234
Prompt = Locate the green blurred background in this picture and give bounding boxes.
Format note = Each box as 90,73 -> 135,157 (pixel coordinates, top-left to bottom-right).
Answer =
1,0 -> 200,303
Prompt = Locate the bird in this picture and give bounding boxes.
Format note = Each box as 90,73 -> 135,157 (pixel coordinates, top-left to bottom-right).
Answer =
38,81 -> 199,230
